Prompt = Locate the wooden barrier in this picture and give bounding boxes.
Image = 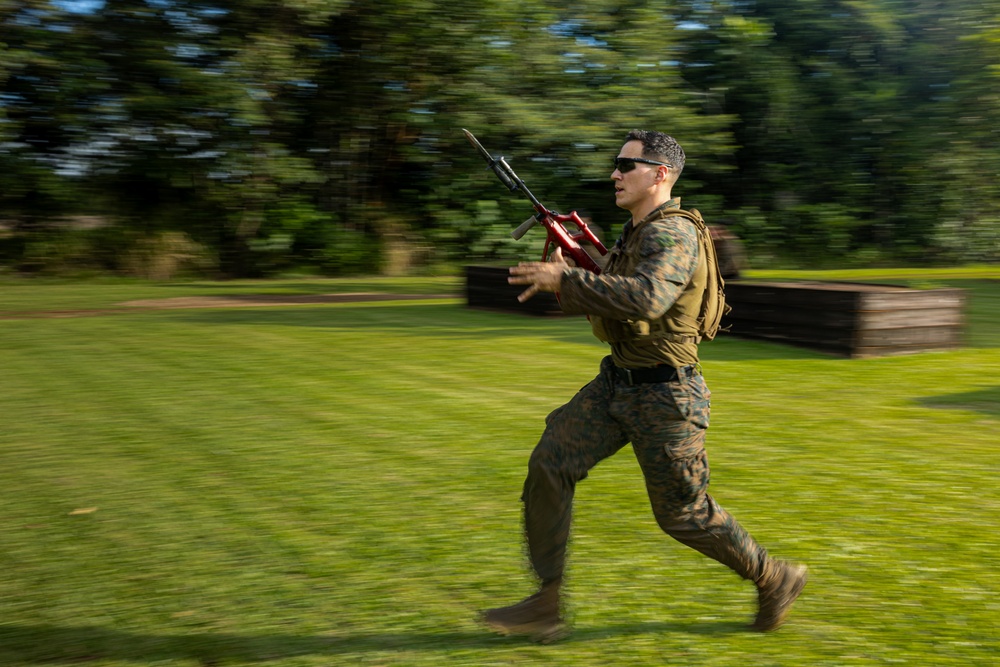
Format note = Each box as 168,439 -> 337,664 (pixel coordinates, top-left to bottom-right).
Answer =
464,267 -> 967,357
723,281 -> 967,357
465,265 -> 563,316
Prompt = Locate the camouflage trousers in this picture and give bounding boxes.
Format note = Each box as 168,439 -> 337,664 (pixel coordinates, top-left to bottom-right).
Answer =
521,356 -> 767,584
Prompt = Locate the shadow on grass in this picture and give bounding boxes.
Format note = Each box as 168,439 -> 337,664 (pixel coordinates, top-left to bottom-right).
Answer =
0,620 -> 743,662
173,303 -> 826,361
916,385 -> 1000,419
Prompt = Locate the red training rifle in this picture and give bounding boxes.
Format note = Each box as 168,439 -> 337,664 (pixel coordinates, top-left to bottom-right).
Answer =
462,129 -> 608,274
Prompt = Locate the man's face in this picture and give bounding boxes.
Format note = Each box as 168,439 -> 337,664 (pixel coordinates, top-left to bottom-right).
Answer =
611,140 -> 661,213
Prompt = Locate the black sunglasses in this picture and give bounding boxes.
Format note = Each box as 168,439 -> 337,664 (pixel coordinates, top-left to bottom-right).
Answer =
613,157 -> 672,173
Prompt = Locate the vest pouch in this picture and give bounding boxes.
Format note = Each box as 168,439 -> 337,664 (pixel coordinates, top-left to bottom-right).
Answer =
590,315 -> 632,343
646,314 -> 701,344
629,320 -> 651,337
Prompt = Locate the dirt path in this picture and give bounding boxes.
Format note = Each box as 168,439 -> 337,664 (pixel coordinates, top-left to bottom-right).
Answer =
0,293 -> 457,320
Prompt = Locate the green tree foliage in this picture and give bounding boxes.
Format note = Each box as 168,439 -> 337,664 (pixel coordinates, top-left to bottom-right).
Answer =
0,0 -> 998,275
677,0 -> 1000,265
317,0 -> 734,270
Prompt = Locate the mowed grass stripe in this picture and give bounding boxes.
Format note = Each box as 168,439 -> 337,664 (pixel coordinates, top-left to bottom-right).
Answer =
2,311 -> 499,645
0,277 -> 998,665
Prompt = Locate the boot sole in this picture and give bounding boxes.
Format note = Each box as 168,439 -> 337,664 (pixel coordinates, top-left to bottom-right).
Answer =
481,614 -> 569,644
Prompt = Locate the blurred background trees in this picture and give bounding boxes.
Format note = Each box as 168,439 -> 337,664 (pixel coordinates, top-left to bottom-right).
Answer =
1,0 -> 998,278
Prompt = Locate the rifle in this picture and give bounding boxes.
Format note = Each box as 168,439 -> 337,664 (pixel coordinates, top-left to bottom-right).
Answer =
462,129 -> 608,274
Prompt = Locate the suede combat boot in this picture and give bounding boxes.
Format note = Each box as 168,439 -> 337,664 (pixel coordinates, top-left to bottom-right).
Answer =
751,559 -> 808,632
480,579 -> 567,643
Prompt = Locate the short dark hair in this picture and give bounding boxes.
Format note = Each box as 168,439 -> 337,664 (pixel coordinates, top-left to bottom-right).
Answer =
625,129 -> 685,176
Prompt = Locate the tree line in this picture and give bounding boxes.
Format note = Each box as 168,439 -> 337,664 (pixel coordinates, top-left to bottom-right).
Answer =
1,0 -> 998,278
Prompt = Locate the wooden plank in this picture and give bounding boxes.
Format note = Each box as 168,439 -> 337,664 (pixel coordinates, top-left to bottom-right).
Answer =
724,280 -> 966,357
465,265 -> 563,316
854,326 -> 964,348
726,306 -> 858,330
858,289 -> 966,311
855,308 -> 965,330
725,282 -> 861,310
725,321 -> 857,350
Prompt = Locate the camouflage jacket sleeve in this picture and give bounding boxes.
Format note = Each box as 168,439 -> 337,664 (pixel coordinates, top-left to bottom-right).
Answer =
558,216 -> 699,320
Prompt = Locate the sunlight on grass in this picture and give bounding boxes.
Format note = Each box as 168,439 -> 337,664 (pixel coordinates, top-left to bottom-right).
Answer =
1,271 -> 998,665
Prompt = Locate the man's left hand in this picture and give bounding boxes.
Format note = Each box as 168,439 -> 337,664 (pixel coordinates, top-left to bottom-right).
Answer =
508,247 -> 571,302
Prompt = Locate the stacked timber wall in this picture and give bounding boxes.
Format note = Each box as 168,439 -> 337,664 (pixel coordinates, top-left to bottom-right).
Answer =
465,267 -> 967,357
465,265 -> 563,316
723,281 -> 966,358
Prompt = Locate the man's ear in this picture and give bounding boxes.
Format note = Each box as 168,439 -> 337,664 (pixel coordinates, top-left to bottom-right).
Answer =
661,165 -> 678,186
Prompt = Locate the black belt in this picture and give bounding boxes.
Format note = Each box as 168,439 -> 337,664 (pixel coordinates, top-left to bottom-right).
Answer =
614,364 -> 696,386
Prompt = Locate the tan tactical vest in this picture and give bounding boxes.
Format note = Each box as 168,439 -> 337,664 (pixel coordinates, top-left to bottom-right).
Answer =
589,207 -> 714,346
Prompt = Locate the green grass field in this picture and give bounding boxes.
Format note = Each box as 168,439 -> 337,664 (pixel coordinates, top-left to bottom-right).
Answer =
1,268 -> 998,666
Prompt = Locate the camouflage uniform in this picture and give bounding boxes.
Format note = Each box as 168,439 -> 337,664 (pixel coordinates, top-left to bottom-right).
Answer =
522,199 -> 767,586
